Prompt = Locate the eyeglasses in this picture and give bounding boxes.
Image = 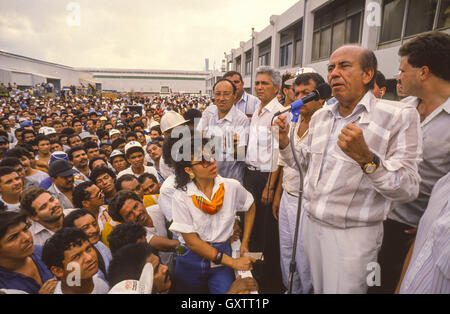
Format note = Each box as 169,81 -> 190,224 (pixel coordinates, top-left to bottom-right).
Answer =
191,151 -> 215,168
214,92 -> 234,99
91,190 -> 104,199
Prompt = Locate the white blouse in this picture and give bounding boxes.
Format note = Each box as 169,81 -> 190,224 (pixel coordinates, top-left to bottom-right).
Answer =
169,176 -> 253,244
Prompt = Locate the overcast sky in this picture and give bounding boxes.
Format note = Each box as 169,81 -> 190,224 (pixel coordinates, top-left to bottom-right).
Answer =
0,0 -> 299,71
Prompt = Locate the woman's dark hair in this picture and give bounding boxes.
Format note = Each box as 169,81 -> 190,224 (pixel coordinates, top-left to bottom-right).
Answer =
107,222 -> 147,256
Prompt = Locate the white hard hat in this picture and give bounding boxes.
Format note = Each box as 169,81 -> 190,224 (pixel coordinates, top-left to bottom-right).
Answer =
285,67 -> 317,86
109,263 -> 153,294
160,111 -> 188,133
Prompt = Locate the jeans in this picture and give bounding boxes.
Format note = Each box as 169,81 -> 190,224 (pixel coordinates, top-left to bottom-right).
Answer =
174,242 -> 234,294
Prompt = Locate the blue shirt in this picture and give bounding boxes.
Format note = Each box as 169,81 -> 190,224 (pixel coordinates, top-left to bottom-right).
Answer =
0,246 -> 54,294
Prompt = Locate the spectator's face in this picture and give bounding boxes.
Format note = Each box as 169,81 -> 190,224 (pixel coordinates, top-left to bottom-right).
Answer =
59,240 -> 98,280
53,175 -> 75,191
119,198 -> 149,226
226,74 -> 244,98
120,179 -> 143,199
147,144 -> 162,161
0,172 -> 23,196
150,130 -> 160,140
327,46 -> 372,104
0,221 -> 34,260
95,173 -> 115,194
31,192 -> 63,224
50,142 -> 63,153
126,136 -> 137,143
84,184 -> 105,209
141,177 -> 159,195
60,136 -> 68,146
13,164 -> 26,179
73,214 -> 101,245
18,156 -> 31,173
38,140 -> 50,155
86,120 -> 95,132
255,73 -> 279,105
397,56 -> 419,97
111,156 -> 128,173
86,147 -> 99,160
136,133 -> 146,146
153,115 -> 161,122
91,159 -> 107,170
53,123 -> 63,133
68,136 -> 82,148
73,122 -> 83,134
23,133 -> 35,143
71,149 -> 89,169
294,79 -> 323,118
214,81 -> 235,114
127,151 -> 144,169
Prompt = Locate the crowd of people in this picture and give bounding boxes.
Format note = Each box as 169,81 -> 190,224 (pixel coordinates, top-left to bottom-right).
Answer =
0,31 -> 448,294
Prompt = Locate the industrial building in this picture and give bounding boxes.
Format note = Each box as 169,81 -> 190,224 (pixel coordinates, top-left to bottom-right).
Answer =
223,0 -> 450,99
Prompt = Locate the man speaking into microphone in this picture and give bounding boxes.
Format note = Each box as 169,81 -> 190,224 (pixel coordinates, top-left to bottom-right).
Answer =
274,45 -> 422,294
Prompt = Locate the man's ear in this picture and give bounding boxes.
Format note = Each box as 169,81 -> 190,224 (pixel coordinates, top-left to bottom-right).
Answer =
362,68 -> 375,87
81,199 -> 90,209
50,266 -> 64,279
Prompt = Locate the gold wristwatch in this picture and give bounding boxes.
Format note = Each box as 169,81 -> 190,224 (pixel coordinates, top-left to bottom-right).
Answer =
362,154 -> 380,175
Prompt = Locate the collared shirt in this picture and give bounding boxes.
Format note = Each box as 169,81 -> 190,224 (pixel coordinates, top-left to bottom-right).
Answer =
159,175 -> 176,222
117,165 -> 160,182
72,167 -> 90,182
235,91 -> 261,117
0,246 -> 54,294
197,105 -> 250,184
47,184 -> 75,209
400,171 -> 450,294
390,96 -> 450,227
94,241 -> 112,284
0,196 -> 21,212
170,175 -> 253,243
280,91 -> 422,228
246,97 -> 286,172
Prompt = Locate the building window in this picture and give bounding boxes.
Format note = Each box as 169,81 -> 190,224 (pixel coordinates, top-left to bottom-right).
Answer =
380,0 -> 450,44
312,0 -> 364,61
294,39 -> 302,65
235,56 -> 241,74
258,53 -> 270,66
280,43 -> 293,67
245,50 -> 252,75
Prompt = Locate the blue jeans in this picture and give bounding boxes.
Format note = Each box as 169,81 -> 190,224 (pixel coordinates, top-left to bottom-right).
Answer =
174,242 -> 234,294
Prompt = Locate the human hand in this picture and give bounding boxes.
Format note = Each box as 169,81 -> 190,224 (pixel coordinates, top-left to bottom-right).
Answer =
227,276 -> 259,294
240,242 -> 249,257
261,185 -> 275,205
337,123 -> 373,166
272,193 -> 281,220
232,256 -> 256,271
273,115 -> 290,149
38,278 -> 58,294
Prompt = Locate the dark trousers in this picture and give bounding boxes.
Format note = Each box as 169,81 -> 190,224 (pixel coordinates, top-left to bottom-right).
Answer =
243,168 -> 284,294
368,218 -> 416,294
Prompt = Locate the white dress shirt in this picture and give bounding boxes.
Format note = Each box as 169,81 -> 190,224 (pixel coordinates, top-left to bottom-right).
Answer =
117,165 -> 160,182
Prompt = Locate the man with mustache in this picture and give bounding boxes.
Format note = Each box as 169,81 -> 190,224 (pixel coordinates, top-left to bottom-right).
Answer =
48,160 -> 78,209
68,146 -> 90,181
20,187 -> 70,246
63,209 -> 112,285
42,228 -> 109,294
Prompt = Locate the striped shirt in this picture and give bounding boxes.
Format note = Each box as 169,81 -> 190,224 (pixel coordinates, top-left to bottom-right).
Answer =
389,96 -> 450,227
400,171 -> 450,294
280,91 -> 422,228
235,91 -> 261,117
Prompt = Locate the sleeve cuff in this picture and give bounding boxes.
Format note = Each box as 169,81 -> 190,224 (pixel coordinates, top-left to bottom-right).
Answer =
169,221 -> 196,234
237,190 -> 254,213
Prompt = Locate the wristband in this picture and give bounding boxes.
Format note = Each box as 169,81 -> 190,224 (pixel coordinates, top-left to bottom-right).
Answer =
214,251 -> 223,265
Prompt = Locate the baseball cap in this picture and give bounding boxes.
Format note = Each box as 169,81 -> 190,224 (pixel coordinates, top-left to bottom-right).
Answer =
99,116 -> 108,121
124,141 -> 142,154
109,149 -> 125,160
100,140 -> 112,146
49,151 -> 69,164
39,127 -> 56,135
109,129 -> 121,137
149,121 -> 160,129
285,67 -> 317,86
79,131 -> 92,140
20,121 -> 33,128
49,160 -> 74,178
108,263 -> 153,294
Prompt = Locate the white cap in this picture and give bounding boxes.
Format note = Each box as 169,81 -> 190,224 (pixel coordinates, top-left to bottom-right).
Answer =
124,141 -> 143,154
79,131 -> 92,140
39,127 -> 56,135
109,149 -> 125,159
285,67 -> 317,86
149,121 -> 160,129
109,129 -> 121,137
108,263 -> 153,294
99,116 -> 108,121
160,111 -> 188,133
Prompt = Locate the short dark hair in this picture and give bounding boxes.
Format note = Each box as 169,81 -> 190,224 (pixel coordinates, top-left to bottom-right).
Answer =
359,48 -> 378,90
83,141 -> 98,151
42,227 -> 89,270
108,190 -> 141,222
88,156 -> 108,171
149,125 -> 161,135
212,78 -> 237,94
125,146 -> 144,158
6,147 -> 31,161
107,222 -> 147,256
183,109 -> 202,126
0,211 -> 28,241
125,132 -> 137,140
107,242 -> 154,288
138,173 -> 157,184
0,157 -> 22,169
67,146 -> 86,161
111,138 -> 126,151
36,134 -> 50,145
19,187 -> 49,216
0,166 -> 18,183
115,174 -> 138,193
399,31 -> 450,82
375,70 -> 387,89
294,72 -> 326,89
72,181 -> 95,209
63,209 -> 96,229
223,71 -> 243,83
89,166 -> 116,183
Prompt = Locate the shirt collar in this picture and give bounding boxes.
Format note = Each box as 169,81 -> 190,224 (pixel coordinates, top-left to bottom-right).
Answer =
259,97 -> 281,114
185,175 -> 225,200
217,105 -> 236,123
237,91 -> 247,105
327,91 -> 373,119
31,220 -> 52,236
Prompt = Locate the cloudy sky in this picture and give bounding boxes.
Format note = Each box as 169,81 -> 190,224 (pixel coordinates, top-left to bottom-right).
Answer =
0,0 -> 299,71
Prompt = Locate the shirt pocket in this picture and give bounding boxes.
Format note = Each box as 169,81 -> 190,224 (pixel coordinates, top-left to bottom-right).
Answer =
363,121 -> 391,159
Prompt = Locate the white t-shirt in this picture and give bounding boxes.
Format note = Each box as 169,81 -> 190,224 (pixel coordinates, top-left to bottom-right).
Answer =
117,165 -> 160,182
158,175 -> 176,222
170,175 -> 253,244
53,275 -> 109,294
144,205 -> 168,242
27,170 -> 50,185
0,196 -> 21,212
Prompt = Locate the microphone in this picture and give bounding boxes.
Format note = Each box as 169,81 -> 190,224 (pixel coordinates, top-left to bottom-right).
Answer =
274,83 -> 332,117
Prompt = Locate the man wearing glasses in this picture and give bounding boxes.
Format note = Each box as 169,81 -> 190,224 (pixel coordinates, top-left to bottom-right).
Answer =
223,71 -> 260,118
197,78 -> 249,185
